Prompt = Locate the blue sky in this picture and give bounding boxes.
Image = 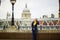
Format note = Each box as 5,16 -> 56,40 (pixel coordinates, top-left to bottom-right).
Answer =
0,0 -> 59,19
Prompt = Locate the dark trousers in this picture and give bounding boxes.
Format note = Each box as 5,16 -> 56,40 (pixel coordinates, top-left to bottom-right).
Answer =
32,30 -> 37,40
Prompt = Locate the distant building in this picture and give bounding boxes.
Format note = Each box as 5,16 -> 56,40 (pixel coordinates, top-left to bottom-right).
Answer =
51,14 -> 55,18
42,15 -> 48,18
20,4 -> 32,26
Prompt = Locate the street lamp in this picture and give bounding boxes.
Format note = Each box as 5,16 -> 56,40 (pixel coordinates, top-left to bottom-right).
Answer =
10,0 -> 16,26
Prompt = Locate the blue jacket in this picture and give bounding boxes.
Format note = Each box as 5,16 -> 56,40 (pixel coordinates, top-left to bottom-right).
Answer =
31,21 -> 39,32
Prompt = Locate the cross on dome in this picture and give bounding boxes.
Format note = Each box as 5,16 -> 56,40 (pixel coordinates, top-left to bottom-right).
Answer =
25,3 -> 27,8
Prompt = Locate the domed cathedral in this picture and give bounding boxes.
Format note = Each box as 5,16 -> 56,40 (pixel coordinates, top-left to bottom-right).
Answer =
20,4 -> 32,26
22,4 -> 31,19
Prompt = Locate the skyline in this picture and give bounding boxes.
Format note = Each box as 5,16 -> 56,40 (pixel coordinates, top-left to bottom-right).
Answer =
0,0 -> 59,19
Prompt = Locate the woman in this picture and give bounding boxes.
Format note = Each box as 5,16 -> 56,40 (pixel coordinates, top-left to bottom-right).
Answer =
31,19 -> 39,40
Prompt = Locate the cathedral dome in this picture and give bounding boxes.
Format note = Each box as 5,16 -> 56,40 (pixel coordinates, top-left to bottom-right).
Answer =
23,4 -> 30,12
23,8 -> 30,12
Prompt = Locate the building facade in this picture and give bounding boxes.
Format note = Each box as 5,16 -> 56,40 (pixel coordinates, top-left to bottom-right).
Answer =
20,4 -> 32,26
